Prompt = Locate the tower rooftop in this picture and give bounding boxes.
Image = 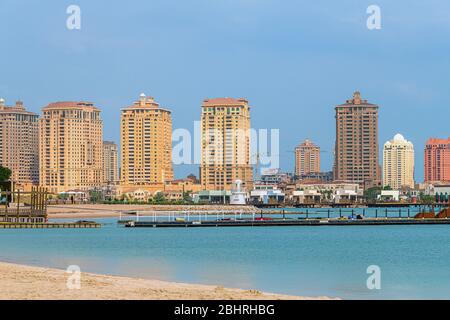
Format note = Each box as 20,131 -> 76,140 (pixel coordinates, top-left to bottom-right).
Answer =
202,97 -> 248,107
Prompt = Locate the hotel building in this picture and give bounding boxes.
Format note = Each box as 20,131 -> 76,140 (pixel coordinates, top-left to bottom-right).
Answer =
334,91 -> 380,187
0,99 -> 39,188
200,98 -> 253,190
295,139 -> 320,177
39,102 -> 103,193
120,94 -> 173,185
383,134 -> 415,189
424,137 -> 450,183
103,141 -> 119,184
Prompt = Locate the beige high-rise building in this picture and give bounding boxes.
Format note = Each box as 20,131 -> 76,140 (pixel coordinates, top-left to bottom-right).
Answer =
103,141 -> 119,184
383,134 -> 414,189
334,91 -> 380,187
200,98 -> 253,190
0,99 -> 39,188
120,94 -> 173,185
39,102 -> 103,193
295,139 -> 320,177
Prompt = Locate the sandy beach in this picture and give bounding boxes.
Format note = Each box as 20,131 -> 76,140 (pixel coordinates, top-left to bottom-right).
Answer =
0,262 -> 333,300
47,204 -> 259,219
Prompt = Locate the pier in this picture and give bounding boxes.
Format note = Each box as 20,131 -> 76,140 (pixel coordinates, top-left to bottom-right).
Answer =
0,187 -> 48,223
0,221 -> 101,229
0,188 -> 101,228
119,206 -> 450,228
124,217 -> 450,228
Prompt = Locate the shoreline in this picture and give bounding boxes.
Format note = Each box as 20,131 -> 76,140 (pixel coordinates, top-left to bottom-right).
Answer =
0,261 -> 335,300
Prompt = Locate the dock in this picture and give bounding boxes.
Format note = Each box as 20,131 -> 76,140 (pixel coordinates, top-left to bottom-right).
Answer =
0,222 -> 101,229
124,218 -> 450,228
0,187 -> 49,224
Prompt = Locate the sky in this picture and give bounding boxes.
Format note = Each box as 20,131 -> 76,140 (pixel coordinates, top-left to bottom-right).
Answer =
1,0 -> 450,182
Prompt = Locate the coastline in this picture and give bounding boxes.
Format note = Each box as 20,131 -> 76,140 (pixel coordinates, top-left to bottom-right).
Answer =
0,261 -> 334,300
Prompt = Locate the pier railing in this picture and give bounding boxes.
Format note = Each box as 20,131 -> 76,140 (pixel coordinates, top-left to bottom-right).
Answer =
117,205 -> 450,225
261,206 -> 449,220
119,209 -> 257,223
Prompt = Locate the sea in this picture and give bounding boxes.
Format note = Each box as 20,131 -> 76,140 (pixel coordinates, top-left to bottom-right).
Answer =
0,207 -> 449,299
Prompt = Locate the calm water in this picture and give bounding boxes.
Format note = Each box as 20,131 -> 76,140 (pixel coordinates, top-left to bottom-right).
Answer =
0,213 -> 449,299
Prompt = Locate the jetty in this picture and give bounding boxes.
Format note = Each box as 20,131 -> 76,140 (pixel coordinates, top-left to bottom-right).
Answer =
120,206 -> 450,228
0,221 -> 101,229
0,187 -> 101,229
124,217 -> 450,228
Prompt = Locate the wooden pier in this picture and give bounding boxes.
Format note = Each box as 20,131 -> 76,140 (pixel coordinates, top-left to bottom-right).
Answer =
0,187 -> 101,229
0,222 -> 101,229
124,217 -> 450,228
0,187 -> 49,223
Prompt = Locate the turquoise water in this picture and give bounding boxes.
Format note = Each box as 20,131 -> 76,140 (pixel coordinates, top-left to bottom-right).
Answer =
0,216 -> 449,299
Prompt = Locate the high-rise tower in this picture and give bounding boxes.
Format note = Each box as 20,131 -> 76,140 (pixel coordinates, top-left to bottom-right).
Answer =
295,139 -> 320,177
383,134 -> 415,189
200,98 -> 253,190
334,91 -> 380,187
39,101 -> 103,193
120,94 -> 173,185
103,141 -> 119,184
0,99 -> 39,189
424,137 -> 450,183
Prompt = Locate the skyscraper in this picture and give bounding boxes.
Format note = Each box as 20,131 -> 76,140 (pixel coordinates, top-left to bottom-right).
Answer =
334,91 -> 380,187
103,141 -> 119,184
39,101 -> 103,193
424,137 -> 450,183
120,94 -> 173,185
0,99 -> 39,188
383,134 -> 415,189
200,98 -> 253,190
295,139 -> 320,177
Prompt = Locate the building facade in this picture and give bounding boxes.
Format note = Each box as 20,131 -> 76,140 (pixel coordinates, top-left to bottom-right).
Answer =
295,171 -> 333,184
334,91 -> 380,187
0,99 -> 39,188
260,168 -> 292,186
424,137 -> 450,183
103,141 -> 119,184
383,134 -> 415,189
289,182 -> 362,204
120,94 -> 173,185
294,139 -> 320,176
39,102 -> 103,193
200,98 -> 253,190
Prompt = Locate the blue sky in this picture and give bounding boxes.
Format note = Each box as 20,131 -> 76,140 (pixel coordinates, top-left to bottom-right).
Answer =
1,0 -> 450,181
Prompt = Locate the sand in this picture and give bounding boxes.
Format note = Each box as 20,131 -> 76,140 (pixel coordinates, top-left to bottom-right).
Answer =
26,205 -> 334,300
0,262 -> 333,300
47,204 -> 259,219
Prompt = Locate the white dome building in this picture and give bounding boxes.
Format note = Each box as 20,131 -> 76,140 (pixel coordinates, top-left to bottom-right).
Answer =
383,133 -> 415,189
